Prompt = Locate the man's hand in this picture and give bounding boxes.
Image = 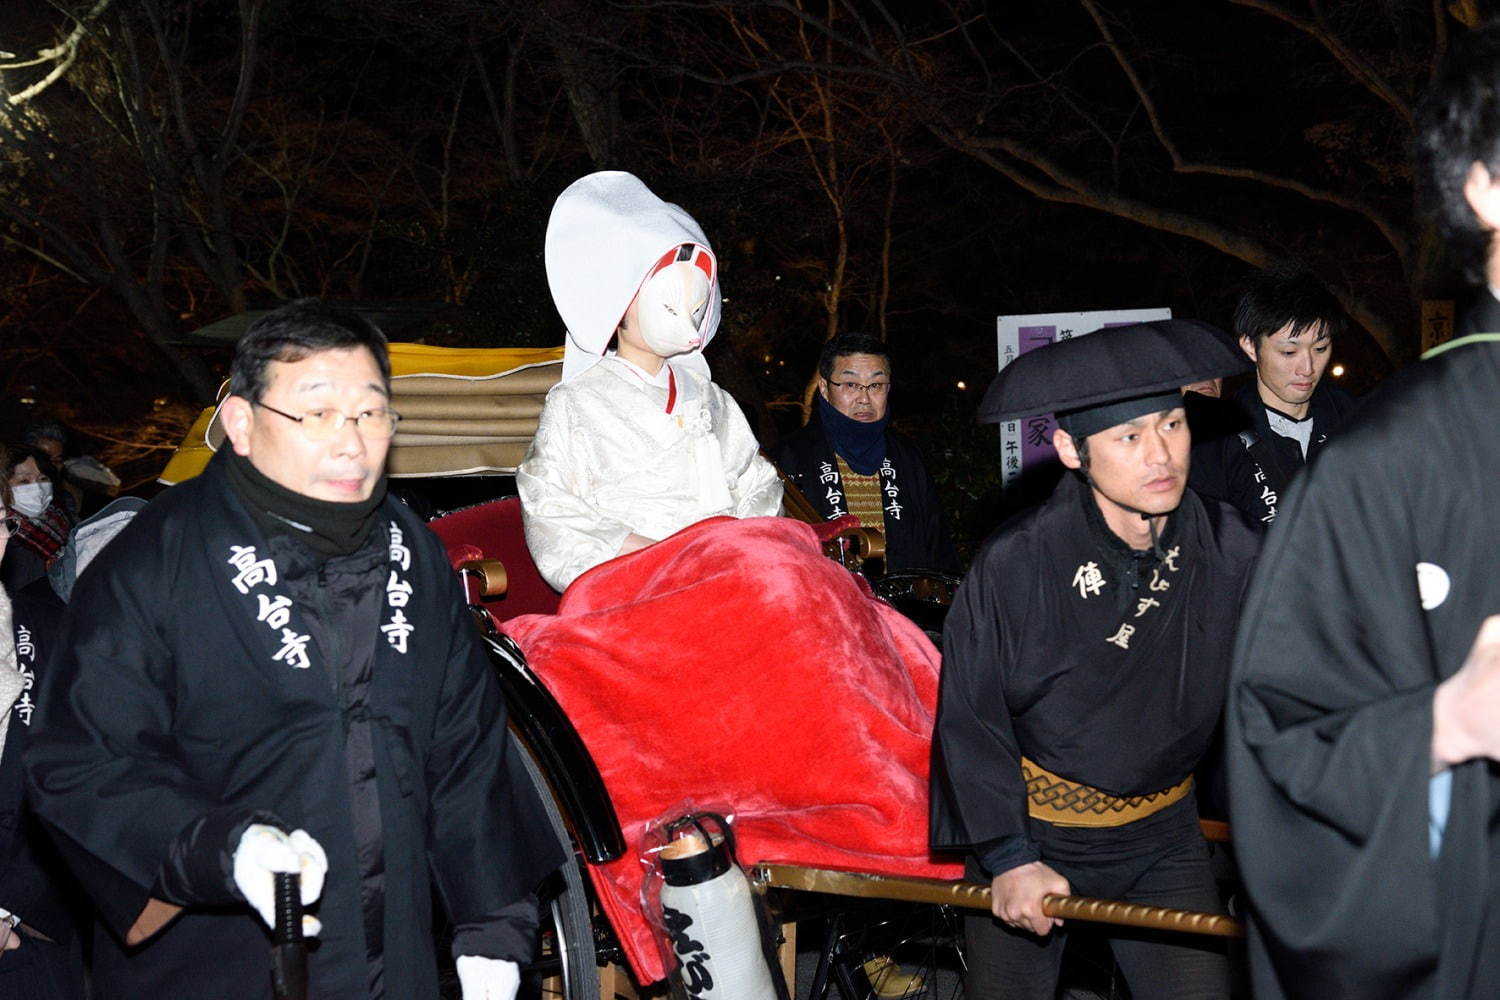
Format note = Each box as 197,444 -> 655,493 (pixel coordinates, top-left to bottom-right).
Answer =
456,956 -> 521,1000
232,825 -> 327,937
990,861 -> 1070,937
1433,615 -> 1500,771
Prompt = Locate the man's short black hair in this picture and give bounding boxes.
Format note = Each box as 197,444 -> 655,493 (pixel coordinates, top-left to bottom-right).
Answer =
22,422 -> 66,451
1232,261 -> 1346,345
1415,22 -> 1500,285
229,299 -> 391,403
818,332 -> 890,381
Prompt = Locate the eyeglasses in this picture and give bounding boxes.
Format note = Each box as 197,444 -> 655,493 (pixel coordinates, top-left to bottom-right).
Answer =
827,380 -> 892,395
254,401 -> 402,440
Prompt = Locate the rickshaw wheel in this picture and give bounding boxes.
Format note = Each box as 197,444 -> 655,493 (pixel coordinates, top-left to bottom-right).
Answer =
516,735 -> 602,999
811,900 -> 967,1000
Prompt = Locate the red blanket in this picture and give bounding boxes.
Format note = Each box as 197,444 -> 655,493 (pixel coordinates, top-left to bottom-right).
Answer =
503,516 -> 964,983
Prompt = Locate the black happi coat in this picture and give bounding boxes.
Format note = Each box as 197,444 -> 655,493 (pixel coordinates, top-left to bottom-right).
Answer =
25,452 -> 563,998
931,473 -> 1259,874
769,417 -> 961,573
1228,312 -> 1500,999
1189,380 -> 1356,524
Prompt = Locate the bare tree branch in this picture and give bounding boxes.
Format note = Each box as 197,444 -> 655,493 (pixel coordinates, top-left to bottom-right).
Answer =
939,124 -> 1402,356
1231,0 -> 1414,127
1,0 -> 114,105
1083,0 -> 1411,270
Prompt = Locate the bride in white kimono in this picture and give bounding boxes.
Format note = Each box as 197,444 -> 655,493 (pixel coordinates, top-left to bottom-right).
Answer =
509,175 -> 949,986
517,172 -> 783,591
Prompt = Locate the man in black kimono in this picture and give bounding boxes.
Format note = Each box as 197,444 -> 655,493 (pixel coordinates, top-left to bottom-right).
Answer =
932,320 -> 1260,1000
26,301 -> 564,999
1189,262 -> 1356,524
1228,25 -> 1500,999
770,332 -> 960,573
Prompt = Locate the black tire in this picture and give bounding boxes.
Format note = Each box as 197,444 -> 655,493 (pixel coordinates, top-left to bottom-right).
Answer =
515,733 -> 602,1000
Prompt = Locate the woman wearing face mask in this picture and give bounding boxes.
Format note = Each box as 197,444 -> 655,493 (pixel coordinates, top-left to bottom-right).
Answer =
1,448 -> 76,594
0,446 -> 85,999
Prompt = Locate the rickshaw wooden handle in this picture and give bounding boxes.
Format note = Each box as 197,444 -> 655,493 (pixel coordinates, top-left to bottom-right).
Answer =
750,863 -> 1241,939
766,455 -> 886,568
460,559 -> 508,598
1042,893 -> 1241,938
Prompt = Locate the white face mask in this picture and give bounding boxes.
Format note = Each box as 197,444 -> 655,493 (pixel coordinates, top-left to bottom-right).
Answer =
636,260 -> 711,359
10,481 -> 53,519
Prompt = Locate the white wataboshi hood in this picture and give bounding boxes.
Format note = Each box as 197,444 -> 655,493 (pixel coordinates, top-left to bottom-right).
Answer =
544,171 -> 720,382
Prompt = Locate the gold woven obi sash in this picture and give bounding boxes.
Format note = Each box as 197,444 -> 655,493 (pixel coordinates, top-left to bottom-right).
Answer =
1021,756 -> 1193,828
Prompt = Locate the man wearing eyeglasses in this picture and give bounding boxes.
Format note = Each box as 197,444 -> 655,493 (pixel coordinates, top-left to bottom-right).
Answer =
770,332 -> 960,574
26,300 -> 563,999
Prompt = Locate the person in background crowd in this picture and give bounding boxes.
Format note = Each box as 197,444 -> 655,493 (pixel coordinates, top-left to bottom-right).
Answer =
23,422 -> 120,518
1188,262 -> 1356,525
1229,23 -> 1500,998
770,332 -> 961,575
0,444 -> 85,1000
0,448 -> 75,593
19,426 -> 64,468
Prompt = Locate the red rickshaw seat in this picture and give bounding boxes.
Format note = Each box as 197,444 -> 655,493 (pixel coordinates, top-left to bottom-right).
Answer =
428,497 -> 561,621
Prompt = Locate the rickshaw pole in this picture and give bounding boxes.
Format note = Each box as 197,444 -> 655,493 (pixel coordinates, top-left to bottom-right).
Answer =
750,863 -> 1242,939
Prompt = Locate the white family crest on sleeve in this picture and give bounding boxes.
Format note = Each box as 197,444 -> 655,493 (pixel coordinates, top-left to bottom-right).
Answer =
1415,562 -> 1450,611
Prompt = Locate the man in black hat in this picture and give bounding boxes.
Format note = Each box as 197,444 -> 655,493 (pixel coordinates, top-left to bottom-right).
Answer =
1227,25 -> 1500,999
931,320 -> 1260,1000
770,332 -> 960,574
1188,262 -> 1356,524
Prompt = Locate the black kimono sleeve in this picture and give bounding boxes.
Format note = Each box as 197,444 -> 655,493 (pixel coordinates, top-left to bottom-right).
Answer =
929,535 -> 1036,875
424,569 -> 565,953
1227,366 -> 1498,999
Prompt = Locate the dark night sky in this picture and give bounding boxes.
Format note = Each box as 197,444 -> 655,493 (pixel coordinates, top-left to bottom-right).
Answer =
0,0 -> 1462,495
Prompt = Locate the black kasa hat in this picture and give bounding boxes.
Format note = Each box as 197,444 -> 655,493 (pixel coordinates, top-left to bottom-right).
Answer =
978,319 -> 1250,436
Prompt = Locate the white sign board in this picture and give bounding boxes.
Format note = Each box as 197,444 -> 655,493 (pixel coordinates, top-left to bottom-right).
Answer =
996,307 -> 1171,491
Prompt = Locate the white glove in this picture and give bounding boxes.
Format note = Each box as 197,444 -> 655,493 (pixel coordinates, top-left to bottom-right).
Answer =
0,907 -> 20,952
456,955 -> 521,1000
232,824 -> 327,937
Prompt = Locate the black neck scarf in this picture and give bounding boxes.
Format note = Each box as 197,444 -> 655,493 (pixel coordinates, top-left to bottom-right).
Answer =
816,392 -> 890,475
222,447 -> 387,558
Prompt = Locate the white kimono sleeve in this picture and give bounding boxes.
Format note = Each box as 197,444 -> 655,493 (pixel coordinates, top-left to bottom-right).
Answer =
711,384 -> 783,519
516,389 -> 636,591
